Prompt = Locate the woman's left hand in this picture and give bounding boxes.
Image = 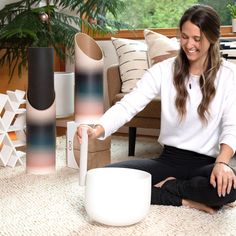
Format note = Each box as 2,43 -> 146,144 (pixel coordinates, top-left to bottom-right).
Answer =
210,163 -> 236,197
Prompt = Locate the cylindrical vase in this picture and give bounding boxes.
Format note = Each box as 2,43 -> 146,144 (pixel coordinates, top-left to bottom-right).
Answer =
54,72 -> 74,118
74,33 -> 104,124
233,19 -> 236,33
26,47 -> 56,174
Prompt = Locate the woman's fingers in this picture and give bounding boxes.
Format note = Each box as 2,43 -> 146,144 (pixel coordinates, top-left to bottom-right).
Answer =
77,125 -> 91,144
212,164 -> 236,197
210,173 -> 216,188
227,177 -> 233,195
229,174 -> 236,192
216,176 -> 223,197
216,172 -> 236,197
234,175 -> 236,189
221,176 -> 228,197
87,127 -> 95,137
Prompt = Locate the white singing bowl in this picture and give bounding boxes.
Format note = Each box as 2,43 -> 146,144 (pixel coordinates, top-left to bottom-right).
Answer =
85,167 -> 151,226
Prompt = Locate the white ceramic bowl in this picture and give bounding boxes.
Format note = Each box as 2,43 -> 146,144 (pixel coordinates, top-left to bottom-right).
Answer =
85,167 -> 151,226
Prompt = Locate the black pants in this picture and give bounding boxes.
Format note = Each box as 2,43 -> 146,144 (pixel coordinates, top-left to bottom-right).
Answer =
107,145 -> 236,207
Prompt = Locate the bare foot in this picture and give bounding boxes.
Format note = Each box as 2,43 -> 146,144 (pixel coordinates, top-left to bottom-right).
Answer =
182,199 -> 217,214
154,177 -> 176,188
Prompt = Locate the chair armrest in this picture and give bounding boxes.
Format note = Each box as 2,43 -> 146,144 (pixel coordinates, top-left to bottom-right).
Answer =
107,64 -> 121,107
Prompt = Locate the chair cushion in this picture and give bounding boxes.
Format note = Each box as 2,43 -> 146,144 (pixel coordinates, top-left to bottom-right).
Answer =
113,93 -> 161,119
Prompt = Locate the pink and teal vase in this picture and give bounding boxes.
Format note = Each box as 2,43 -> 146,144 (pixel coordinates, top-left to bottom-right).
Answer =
74,33 -> 104,125
26,47 -> 56,174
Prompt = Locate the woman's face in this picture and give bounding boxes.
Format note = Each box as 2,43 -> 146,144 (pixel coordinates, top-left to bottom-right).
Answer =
180,20 -> 210,66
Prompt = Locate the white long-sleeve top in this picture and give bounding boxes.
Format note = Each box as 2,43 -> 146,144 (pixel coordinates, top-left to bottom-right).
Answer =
98,57 -> 236,157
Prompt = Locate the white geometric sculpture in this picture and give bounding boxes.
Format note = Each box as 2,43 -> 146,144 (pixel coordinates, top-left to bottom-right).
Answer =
0,90 -> 26,167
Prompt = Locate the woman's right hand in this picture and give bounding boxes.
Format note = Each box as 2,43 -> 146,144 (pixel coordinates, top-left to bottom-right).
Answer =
76,124 -> 104,144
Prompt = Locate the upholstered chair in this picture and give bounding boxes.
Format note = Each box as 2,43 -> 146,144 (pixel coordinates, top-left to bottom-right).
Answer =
107,64 -> 161,156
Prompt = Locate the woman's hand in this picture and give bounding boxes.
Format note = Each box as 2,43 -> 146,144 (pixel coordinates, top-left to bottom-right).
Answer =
210,162 -> 236,197
76,124 -> 104,144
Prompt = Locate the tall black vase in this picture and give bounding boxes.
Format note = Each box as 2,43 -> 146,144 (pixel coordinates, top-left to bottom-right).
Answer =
26,47 -> 56,174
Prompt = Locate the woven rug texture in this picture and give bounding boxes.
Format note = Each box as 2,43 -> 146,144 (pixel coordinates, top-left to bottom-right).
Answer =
0,135 -> 236,236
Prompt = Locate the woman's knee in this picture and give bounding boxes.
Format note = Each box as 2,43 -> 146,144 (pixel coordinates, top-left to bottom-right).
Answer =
226,188 -> 236,204
105,160 -> 139,168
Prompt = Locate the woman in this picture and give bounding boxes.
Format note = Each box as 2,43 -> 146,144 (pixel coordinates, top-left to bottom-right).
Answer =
77,5 -> 236,214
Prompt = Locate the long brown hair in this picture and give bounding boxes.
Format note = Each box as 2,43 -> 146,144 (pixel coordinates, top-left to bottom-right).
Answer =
174,5 -> 221,123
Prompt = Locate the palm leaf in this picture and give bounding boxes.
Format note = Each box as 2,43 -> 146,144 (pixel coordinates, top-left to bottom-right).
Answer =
0,0 -> 126,82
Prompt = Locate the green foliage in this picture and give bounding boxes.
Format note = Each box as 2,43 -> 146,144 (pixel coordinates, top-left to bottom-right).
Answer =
198,0 -> 231,25
227,2 -> 236,19
0,0 -> 125,81
107,0 -> 232,29
107,0 -> 197,29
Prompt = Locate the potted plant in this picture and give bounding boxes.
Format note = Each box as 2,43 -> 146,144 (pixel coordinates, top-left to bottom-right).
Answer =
227,2 -> 236,32
0,0 -> 125,82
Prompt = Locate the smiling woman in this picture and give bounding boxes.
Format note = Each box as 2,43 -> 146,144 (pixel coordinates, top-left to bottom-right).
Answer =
78,4 -> 236,214
180,21 -> 210,71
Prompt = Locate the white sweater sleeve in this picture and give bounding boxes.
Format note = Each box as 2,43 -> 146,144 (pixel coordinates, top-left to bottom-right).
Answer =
219,81 -> 236,153
98,67 -> 161,139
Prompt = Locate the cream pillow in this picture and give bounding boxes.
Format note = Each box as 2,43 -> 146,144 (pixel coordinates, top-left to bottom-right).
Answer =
111,37 -> 149,93
144,29 -> 179,66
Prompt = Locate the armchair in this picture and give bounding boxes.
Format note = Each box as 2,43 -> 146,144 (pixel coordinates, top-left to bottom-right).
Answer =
107,64 -> 161,156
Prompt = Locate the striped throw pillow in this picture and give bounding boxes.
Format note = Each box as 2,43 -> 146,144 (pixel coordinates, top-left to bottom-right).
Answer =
111,37 -> 149,93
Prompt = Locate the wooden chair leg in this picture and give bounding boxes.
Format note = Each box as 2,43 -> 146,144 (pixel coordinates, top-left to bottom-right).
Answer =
128,127 -> 136,156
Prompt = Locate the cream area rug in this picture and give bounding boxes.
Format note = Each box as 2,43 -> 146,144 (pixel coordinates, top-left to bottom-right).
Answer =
1,135 -> 236,236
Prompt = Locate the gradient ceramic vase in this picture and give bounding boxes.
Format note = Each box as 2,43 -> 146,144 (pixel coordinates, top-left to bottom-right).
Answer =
74,33 -> 104,124
26,47 -> 56,174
